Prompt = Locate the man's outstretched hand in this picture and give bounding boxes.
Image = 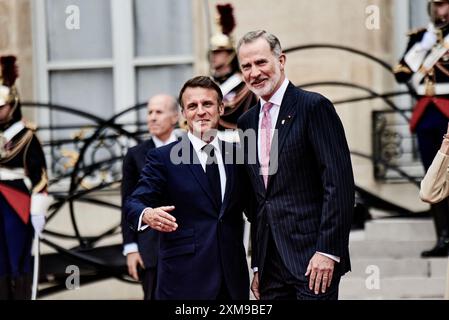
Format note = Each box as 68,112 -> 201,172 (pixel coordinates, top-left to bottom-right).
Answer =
142,206 -> 178,232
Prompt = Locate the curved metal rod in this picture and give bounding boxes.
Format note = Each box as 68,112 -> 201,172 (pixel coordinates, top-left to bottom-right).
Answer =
48,180 -> 120,218
68,102 -> 147,194
66,103 -> 149,246
332,90 -> 411,105
350,150 -> 420,187
283,44 -> 417,98
297,81 -> 411,123
21,101 -> 139,138
21,101 -> 141,245
49,155 -> 124,185
39,238 -> 128,280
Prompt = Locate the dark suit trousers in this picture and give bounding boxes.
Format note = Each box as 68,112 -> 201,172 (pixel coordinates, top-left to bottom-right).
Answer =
139,267 -> 157,300
216,278 -> 231,300
259,231 -> 340,300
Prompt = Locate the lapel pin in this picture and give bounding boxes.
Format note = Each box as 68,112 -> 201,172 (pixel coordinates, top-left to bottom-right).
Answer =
281,115 -> 292,125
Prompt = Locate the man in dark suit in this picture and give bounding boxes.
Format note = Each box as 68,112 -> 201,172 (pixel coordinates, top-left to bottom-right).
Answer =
236,30 -> 354,300
121,94 -> 179,300
125,76 -> 252,300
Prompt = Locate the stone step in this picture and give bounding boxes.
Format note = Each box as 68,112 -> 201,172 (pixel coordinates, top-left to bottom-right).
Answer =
347,258 -> 448,278
349,240 -> 435,258
339,277 -> 447,300
353,161 -> 429,213
364,219 -> 436,241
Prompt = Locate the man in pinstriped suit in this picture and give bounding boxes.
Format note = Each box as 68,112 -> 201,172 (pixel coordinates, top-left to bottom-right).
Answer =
237,30 -> 354,300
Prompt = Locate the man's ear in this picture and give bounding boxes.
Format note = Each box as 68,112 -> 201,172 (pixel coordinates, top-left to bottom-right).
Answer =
172,112 -> 180,126
218,103 -> 225,116
279,54 -> 286,71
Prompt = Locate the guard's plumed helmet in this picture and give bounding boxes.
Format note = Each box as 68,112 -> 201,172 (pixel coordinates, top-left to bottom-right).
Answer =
428,0 -> 449,29
208,4 -> 240,79
209,3 -> 236,52
0,56 -> 22,128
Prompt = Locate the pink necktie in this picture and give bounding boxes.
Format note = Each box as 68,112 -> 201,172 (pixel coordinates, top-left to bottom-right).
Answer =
260,102 -> 273,188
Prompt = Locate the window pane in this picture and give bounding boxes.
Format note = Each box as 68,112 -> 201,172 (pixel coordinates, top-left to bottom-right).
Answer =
134,0 -> 193,57
49,69 -> 114,126
48,69 -> 115,179
136,65 -> 192,126
46,0 -> 112,61
409,0 -> 428,28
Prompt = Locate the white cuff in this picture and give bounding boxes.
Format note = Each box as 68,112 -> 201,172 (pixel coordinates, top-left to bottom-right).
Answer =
252,267 -> 259,273
316,251 -> 340,263
138,208 -> 150,231
123,243 -> 139,256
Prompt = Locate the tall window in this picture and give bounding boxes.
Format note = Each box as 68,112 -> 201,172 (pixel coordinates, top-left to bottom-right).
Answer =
33,0 -> 194,128
33,0 -> 194,182
410,0 -> 428,29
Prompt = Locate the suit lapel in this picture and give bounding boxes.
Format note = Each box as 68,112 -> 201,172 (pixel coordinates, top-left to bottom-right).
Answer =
220,141 -> 234,217
246,105 -> 266,195
148,139 -> 156,149
266,83 -> 298,189
273,83 -> 298,154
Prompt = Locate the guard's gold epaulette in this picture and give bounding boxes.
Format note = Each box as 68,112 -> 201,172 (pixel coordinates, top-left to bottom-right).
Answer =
24,120 -> 37,131
393,63 -> 412,74
407,28 -> 426,36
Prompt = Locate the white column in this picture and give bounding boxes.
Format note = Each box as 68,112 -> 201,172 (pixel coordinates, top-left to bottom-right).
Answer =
111,0 -> 136,118
31,0 -> 51,141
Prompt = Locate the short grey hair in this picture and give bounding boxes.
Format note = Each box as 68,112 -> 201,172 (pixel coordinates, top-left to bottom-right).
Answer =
236,30 -> 282,58
167,95 -> 179,114
149,94 -> 179,114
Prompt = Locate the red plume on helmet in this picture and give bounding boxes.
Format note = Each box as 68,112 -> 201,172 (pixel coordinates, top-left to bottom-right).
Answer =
210,3 -> 237,51
0,55 -> 22,129
216,4 -> 236,36
0,55 -> 19,88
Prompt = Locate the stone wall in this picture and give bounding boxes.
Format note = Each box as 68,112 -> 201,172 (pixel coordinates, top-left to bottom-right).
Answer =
0,0 -> 34,120
195,0 -> 407,191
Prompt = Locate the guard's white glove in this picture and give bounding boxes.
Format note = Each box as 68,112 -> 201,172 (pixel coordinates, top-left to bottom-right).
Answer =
30,193 -> 52,238
31,214 -> 46,237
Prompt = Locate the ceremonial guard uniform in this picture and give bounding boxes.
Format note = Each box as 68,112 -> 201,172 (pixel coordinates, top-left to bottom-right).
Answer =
394,0 -> 449,256
209,3 -> 258,130
0,56 -> 50,299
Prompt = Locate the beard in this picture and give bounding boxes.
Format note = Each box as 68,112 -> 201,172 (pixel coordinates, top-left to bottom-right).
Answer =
249,66 -> 282,99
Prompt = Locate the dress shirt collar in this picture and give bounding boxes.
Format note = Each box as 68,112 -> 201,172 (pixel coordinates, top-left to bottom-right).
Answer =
187,131 -> 221,155
259,77 -> 290,111
152,131 -> 177,148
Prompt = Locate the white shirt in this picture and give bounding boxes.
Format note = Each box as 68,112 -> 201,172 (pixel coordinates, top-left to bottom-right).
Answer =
123,131 -> 178,256
187,132 -> 227,201
252,78 -> 339,271
152,131 -> 177,148
135,132 -> 227,234
257,78 -> 289,164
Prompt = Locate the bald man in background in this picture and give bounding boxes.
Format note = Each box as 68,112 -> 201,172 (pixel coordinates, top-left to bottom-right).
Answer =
121,94 -> 180,300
